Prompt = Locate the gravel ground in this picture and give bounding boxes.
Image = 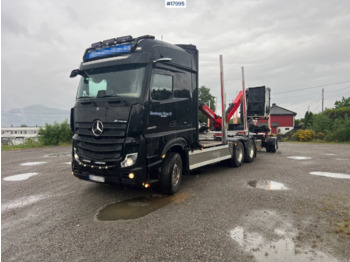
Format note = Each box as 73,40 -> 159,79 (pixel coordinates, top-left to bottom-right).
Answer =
1,142 -> 350,261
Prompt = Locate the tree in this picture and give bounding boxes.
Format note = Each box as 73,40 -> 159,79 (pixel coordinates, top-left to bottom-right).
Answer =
304,111 -> 313,129
198,86 -> 216,123
294,119 -> 301,127
311,114 -> 331,133
334,96 -> 350,108
39,120 -> 73,146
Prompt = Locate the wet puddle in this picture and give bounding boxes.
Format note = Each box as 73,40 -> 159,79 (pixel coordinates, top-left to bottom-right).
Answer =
230,226 -> 336,262
248,180 -> 288,190
96,191 -> 192,221
287,156 -> 311,160
4,172 -> 39,181
20,161 -> 46,166
1,194 -> 48,212
229,210 -> 337,262
310,171 -> 350,179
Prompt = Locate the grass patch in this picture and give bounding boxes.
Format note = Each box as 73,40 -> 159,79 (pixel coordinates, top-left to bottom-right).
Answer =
2,139 -> 71,151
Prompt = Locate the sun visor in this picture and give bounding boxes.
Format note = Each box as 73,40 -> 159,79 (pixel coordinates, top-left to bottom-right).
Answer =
151,45 -> 193,71
80,53 -> 149,71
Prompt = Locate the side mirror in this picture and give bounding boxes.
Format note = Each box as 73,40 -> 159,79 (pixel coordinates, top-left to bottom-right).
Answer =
70,69 -> 79,78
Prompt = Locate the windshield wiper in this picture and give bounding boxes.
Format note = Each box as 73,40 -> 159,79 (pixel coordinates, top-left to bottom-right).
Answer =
98,94 -> 121,98
102,95 -> 129,106
80,96 -> 98,107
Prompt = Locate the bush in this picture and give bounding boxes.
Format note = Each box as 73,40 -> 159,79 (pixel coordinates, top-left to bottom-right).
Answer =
324,115 -> 350,142
315,132 -> 326,140
39,120 -> 73,146
312,114 -> 331,133
292,129 -> 315,142
323,107 -> 350,123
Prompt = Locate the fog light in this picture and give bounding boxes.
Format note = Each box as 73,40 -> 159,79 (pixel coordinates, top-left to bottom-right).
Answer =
129,173 -> 135,179
121,153 -> 138,167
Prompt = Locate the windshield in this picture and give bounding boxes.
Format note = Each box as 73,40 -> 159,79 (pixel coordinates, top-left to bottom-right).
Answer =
76,64 -> 146,99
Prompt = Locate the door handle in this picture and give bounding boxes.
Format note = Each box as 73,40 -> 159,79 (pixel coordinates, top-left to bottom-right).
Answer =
169,121 -> 177,127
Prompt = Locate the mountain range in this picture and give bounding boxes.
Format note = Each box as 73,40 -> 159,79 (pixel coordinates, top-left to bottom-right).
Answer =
1,105 -> 70,127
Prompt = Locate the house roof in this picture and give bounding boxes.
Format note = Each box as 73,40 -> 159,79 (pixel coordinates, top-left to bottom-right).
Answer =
270,104 -> 297,116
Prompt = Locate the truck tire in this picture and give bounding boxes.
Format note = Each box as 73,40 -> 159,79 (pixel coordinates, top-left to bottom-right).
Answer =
228,141 -> 244,167
244,139 -> 255,163
266,137 -> 277,153
270,142 -> 277,153
160,152 -> 182,195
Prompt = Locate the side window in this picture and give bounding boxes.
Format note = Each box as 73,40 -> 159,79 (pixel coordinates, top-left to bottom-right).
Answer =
174,71 -> 191,98
151,74 -> 173,101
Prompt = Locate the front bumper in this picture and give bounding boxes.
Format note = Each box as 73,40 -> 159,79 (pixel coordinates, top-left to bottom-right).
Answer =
72,160 -> 147,186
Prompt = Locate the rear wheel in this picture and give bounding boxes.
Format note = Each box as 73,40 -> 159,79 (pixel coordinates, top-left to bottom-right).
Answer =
228,141 -> 244,167
244,139 -> 255,163
266,138 -> 277,153
160,152 -> 182,195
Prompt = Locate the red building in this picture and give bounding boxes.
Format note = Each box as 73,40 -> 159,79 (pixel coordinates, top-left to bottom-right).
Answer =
258,103 -> 297,135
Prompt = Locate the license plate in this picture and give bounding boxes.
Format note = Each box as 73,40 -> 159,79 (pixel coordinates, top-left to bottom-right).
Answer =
89,175 -> 105,183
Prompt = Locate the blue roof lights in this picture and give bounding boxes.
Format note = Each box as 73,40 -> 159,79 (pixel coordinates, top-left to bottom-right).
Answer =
85,44 -> 132,61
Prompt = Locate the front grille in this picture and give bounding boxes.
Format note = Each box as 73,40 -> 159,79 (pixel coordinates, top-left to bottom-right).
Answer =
74,122 -> 127,161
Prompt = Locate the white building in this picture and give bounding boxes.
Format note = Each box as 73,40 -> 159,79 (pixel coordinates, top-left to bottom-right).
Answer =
1,127 -> 41,145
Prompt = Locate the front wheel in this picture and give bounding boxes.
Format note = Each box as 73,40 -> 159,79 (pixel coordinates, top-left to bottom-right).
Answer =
160,152 -> 183,195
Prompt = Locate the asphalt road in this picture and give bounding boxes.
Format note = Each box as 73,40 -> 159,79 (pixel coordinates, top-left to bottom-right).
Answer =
2,143 -> 350,262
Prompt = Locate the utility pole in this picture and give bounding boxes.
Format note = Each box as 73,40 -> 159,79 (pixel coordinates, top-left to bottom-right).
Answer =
322,88 -> 324,112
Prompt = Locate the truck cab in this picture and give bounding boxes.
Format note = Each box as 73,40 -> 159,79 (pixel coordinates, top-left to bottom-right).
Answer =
70,35 -> 199,193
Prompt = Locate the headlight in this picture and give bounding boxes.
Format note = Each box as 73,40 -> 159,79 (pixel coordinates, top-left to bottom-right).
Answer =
121,153 -> 138,168
74,148 -> 80,162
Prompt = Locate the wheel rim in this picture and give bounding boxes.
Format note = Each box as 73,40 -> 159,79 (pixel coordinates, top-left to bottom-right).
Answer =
237,147 -> 243,163
249,144 -> 254,158
172,163 -> 181,186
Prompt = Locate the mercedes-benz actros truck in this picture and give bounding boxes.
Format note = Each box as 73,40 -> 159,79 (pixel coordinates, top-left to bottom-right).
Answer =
70,35 -> 261,194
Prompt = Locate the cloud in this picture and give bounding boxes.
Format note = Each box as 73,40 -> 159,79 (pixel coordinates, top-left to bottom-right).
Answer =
2,0 -> 350,118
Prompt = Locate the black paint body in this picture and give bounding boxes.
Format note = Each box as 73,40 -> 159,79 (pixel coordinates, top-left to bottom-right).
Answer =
71,36 -> 199,186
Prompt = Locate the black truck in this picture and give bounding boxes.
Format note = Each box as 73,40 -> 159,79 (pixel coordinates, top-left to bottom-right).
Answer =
70,35 -> 258,194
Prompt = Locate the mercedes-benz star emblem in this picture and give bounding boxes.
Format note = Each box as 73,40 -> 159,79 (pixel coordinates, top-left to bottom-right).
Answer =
92,120 -> 104,136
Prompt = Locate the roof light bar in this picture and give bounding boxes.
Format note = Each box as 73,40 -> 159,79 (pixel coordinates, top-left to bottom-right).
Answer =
84,35 -> 155,61
85,44 -> 131,61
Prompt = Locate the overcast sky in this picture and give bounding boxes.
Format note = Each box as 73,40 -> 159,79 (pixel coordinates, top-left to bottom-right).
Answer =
2,0 -> 350,118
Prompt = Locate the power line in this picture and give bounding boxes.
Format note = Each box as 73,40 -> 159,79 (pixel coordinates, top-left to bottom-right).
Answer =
326,86 -> 350,93
273,86 -> 350,102
274,80 -> 350,95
